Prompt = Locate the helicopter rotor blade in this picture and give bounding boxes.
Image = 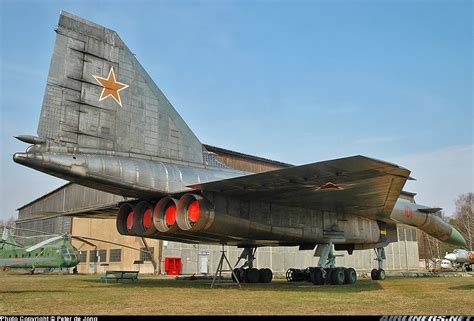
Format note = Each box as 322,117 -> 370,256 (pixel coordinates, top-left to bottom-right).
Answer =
6,226 -> 59,236
71,236 -> 150,253
71,236 -> 97,248
1,240 -> 23,247
26,235 -> 65,252
1,227 -> 8,241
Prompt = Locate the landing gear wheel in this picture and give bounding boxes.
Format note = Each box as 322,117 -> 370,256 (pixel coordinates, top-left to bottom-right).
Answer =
241,269 -> 249,282
371,268 -> 378,280
344,268 -> 357,284
304,267 -> 312,282
331,267 -> 345,285
232,268 -> 243,283
377,269 -> 386,280
325,268 -> 335,285
308,267 -> 316,283
259,268 -> 273,283
246,268 -> 260,283
311,267 -> 325,285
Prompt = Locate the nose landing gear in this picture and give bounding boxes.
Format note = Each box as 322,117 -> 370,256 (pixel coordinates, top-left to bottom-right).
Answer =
371,247 -> 386,280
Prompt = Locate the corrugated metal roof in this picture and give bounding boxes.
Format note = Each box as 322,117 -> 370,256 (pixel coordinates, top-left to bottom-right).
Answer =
17,182 -> 73,211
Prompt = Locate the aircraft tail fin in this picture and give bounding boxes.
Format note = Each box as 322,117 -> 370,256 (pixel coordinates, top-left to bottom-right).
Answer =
37,11 -> 204,164
1,227 -> 22,247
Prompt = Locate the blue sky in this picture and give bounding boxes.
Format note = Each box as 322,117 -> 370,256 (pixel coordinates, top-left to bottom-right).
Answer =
0,0 -> 472,221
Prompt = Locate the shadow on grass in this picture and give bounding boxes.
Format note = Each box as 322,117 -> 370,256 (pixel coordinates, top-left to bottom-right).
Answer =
448,284 -> 474,291
79,277 -> 383,293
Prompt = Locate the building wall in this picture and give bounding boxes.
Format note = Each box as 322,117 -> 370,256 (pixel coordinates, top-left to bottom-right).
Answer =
72,218 -> 161,274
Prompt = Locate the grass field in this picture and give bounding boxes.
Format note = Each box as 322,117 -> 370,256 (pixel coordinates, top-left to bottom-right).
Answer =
0,273 -> 473,315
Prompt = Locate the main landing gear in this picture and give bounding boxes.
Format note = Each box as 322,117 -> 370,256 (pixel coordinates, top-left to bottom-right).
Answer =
232,247 -> 273,284
286,242 -> 357,286
371,247 -> 386,280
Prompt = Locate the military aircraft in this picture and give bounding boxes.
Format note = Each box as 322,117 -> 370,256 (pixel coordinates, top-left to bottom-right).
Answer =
444,249 -> 474,271
0,227 -> 80,273
0,226 -> 149,274
13,11 -> 467,286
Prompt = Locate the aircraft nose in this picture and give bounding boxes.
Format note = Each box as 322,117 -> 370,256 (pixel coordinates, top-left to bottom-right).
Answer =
445,253 -> 457,261
446,227 -> 467,247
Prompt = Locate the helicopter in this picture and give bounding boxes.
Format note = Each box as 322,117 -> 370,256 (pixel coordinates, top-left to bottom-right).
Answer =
0,226 -> 149,274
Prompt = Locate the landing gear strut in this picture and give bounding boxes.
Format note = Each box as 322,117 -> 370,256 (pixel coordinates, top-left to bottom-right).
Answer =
232,247 -> 273,284
371,247 -> 386,280
286,242 -> 358,286
311,242 -> 356,285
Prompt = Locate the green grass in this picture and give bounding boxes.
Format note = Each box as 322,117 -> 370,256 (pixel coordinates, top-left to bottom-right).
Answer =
0,273 -> 473,315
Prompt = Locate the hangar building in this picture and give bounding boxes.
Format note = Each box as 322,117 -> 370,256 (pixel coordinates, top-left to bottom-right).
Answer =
15,145 -> 420,274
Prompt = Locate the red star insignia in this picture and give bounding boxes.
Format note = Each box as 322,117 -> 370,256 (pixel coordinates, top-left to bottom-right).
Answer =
93,67 -> 129,107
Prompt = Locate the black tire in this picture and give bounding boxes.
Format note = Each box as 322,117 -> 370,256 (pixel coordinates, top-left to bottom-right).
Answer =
266,268 -> 273,283
259,268 -> 273,283
246,268 -> 260,283
308,267 -> 316,283
371,268 -> 378,280
325,268 -> 335,285
311,267 -> 325,285
286,268 -> 294,281
344,268 -> 357,284
377,269 -> 386,280
232,268 -> 242,283
241,269 -> 249,283
331,267 -> 345,285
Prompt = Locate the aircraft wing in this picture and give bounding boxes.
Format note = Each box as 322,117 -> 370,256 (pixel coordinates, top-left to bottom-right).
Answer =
190,155 -> 411,219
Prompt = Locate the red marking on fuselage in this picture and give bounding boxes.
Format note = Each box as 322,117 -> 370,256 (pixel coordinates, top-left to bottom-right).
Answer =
316,182 -> 343,191
404,206 -> 413,218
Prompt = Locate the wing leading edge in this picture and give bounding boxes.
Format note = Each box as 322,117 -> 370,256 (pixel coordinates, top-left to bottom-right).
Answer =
190,155 -> 411,220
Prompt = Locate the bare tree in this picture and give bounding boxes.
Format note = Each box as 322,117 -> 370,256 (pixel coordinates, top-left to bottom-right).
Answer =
453,193 -> 473,250
0,216 -> 16,228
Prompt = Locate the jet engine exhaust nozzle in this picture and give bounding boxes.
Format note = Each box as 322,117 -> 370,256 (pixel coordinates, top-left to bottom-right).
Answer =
153,197 -> 180,233
133,201 -> 156,236
176,194 -> 214,232
117,203 -> 136,236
